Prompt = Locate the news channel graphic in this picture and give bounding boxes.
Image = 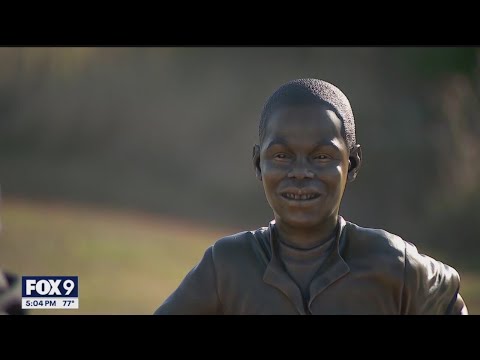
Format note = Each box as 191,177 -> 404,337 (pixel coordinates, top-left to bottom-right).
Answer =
21,276 -> 79,310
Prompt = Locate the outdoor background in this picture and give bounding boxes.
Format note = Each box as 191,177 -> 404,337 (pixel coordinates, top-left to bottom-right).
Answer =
0,47 -> 478,314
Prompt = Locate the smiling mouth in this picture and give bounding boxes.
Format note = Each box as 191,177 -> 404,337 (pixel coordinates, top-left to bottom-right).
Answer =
281,193 -> 321,201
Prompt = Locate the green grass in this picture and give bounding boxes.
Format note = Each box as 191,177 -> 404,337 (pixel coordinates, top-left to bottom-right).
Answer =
0,198 -> 230,314
1,198 -> 479,315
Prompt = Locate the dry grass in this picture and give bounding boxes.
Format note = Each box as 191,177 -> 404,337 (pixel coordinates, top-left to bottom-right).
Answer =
458,272 -> 480,315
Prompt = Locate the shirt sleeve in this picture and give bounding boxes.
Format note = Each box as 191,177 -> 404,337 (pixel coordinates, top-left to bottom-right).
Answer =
445,292 -> 468,315
402,242 -> 467,315
154,246 -> 222,315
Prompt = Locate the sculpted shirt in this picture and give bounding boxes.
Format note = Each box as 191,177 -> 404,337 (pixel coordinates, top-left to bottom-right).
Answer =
0,270 -> 25,315
278,234 -> 335,311
154,217 -> 467,315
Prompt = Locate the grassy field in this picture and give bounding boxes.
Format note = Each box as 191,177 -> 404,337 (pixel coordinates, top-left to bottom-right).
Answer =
0,198 -> 231,314
1,198 -> 478,315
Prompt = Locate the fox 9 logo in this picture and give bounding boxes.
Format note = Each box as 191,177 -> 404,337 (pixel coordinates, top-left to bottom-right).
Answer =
22,276 -> 78,297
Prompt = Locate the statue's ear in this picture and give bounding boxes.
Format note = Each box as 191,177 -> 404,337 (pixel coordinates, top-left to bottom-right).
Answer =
253,144 -> 262,181
347,144 -> 362,183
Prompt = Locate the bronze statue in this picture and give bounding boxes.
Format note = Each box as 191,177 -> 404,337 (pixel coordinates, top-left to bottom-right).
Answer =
154,79 -> 467,315
0,270 -> 25,315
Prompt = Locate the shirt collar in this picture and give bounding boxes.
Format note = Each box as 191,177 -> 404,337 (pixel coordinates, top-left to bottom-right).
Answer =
262,216 -> 350,314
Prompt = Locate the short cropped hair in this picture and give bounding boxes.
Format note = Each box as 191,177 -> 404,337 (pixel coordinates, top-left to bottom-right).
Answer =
259,79 -> 356,150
